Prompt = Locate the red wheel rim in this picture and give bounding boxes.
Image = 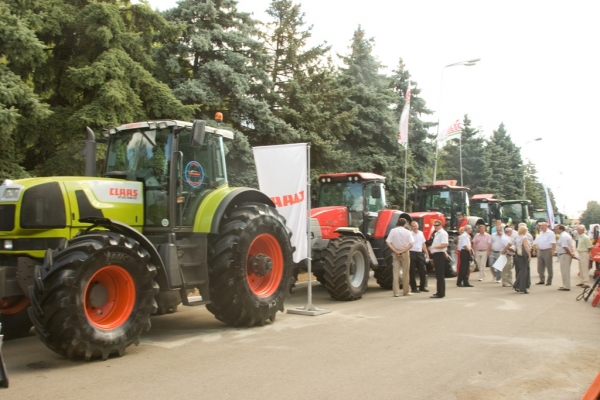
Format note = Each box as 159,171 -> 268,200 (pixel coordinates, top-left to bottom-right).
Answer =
246,233 -> 284,298
0,296 -> 29,315
84,265 -> 136,330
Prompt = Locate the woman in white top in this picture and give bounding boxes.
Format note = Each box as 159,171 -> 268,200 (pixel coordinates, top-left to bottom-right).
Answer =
513,225 -> 532,294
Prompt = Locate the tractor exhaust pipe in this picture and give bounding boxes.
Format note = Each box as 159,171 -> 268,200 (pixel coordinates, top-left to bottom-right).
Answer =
84,127 -> 97,177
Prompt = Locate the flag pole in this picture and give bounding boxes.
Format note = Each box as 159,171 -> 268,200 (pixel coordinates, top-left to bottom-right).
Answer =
288,143 -> 330,316
459,135 -> 464,186
403,136 -> 408,210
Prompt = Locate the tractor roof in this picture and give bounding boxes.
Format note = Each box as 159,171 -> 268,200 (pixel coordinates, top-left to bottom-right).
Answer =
470,194 -> 502,203
501,199 -> 531,204
419,180 -> 468,191
318,172 -> 386,182
107,120 -> 234,139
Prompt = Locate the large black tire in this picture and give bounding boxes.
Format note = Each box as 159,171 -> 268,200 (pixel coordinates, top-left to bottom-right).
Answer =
322,236 -> 370,300
28,232 -> 158,361
0,296 -> 33,340
374,247 -> 399,290
207,203 -> 294,327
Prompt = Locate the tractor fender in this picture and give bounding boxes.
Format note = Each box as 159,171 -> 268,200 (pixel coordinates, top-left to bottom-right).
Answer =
466,216 -> 485,229
78,217 -> 167,287
208,188 -> 275,234
373,210 -> 412,240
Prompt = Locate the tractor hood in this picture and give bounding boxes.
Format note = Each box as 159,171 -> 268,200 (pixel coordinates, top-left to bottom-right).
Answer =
0,177 -> 144,258
310,206 -> 349,239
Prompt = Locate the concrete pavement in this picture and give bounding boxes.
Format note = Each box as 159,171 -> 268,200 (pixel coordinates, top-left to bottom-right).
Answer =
1,259 -> 598,399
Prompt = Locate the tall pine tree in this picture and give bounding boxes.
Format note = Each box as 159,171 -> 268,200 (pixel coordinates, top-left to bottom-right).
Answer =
485,123 -> 523,199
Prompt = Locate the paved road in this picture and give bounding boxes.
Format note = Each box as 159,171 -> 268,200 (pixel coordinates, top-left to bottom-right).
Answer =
1,259 -> 598,399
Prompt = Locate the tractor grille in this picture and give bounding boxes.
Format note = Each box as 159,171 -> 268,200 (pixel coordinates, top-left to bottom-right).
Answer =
20,182 -> 66,229
0,205 -> 16,231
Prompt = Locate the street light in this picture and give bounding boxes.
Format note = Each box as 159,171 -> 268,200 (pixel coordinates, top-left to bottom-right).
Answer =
522,138 -> 542,197
432,58 -> 481,183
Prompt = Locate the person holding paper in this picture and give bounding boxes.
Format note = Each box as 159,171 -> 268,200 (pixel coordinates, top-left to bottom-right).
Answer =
514,225 -> 532,294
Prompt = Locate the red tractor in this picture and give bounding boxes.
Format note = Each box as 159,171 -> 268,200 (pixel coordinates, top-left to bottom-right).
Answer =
409,180 -> 484,275
302,173 -> 412,301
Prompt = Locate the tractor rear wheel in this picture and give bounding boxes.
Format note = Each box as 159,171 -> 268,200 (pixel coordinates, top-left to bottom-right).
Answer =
0,296 -> 32,340
322,236 -> 369,300
207,203 -> 293,327
28,232 -> 158,360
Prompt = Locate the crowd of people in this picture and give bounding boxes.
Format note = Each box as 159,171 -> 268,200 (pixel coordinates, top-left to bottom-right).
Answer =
385,218 -> 599,299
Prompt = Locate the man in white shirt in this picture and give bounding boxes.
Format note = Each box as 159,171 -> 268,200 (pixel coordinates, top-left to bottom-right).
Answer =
533,222 -> 557,285
409,221 -> 430,293
555,225 -> 575,291
500,227 -> 517,287
487,221 -> 505,283
457,225 -> 474,287
386,218 -> 414,297
428,220 -> 449,298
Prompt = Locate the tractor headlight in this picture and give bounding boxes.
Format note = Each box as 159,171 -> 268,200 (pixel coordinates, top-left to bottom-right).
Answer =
2,188 -> 20,200
3,240 -> 13,250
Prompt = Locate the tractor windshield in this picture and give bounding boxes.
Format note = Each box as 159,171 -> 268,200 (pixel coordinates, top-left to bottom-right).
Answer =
318,182 -> 363,209
533,211 -> 547,223
420,190 -> 467,217
503,203 -> 524,224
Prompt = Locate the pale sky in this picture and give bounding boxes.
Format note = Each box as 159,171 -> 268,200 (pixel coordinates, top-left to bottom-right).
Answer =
139,0 -> 599,218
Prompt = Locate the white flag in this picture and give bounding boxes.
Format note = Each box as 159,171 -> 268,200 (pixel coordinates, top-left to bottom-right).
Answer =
437,120 -> 463,143
397,86 -> 411,148
542,182 -> 555,229
253,143 -> 307,263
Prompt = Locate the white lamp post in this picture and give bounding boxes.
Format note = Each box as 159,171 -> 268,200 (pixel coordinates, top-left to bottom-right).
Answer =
522,137 -> 542,196
432,58 -> 481,183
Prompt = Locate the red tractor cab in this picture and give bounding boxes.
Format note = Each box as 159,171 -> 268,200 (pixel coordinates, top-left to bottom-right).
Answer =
409,180 -> 484,276
303,173 -> 412,300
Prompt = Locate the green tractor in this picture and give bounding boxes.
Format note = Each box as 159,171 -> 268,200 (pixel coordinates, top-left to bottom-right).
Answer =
501,199 -> 539,237
0,119 -> 294,360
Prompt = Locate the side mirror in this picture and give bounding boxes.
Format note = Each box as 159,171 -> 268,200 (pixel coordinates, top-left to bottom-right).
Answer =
190,120 -> 206,147
371,185 -> 381,199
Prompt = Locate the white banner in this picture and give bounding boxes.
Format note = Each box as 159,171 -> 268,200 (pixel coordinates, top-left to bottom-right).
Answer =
397,85 -> 411,148
542,182 -> 555,229
253,143 -> 307,263
437,119 -> 463,143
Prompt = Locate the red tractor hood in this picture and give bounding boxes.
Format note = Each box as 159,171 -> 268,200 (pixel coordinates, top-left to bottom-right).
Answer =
311,206 -> 349,240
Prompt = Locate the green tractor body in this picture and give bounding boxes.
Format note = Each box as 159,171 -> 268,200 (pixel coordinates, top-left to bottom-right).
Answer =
0,120 -> 294,359
500,199 -> 538,236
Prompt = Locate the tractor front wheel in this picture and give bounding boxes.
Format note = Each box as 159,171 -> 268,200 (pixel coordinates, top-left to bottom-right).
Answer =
28,232 -> 158,360
0,296 -> 32,340
207,203 -> 293,327
322,236 -> 370,300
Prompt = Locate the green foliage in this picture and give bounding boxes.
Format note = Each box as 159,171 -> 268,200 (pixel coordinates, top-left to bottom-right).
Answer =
11,0 -> 193,177
524,160 -> 545,208
580,201 -> 600,227
485,123 -> 523,199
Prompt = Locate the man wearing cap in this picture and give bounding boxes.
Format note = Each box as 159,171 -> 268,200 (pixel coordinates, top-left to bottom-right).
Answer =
428,220 -> 449,298
533,222 -> 556,285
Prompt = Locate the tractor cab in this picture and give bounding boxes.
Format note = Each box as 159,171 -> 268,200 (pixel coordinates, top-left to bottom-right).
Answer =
103,120 -> 232,231
469,194 -> 503,228
413,180 -> 469,233
501,200 -> 534,227
533,209 -> 549,223
315,173 -> 386,238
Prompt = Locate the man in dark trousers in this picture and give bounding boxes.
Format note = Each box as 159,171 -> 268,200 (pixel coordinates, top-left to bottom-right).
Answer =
409,221 -> 430,293
428,220 -> 449,298
0,321 -> 8,388
457,225 -> 474,287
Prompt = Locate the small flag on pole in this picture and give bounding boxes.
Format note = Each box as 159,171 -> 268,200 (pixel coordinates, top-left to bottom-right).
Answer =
397,85 -> 411,148
437,119 -> 463,143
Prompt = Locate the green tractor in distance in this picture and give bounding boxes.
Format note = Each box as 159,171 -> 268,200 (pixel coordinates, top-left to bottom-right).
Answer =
501,199 -> 539,237
469,194 -> 503,231
0,119 -> 294,360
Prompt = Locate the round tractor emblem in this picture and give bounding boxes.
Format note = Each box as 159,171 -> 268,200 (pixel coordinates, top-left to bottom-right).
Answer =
184,161 -> 204,188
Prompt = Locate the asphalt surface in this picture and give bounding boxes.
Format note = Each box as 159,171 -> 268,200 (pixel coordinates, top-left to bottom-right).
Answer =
1,258 -> 598,400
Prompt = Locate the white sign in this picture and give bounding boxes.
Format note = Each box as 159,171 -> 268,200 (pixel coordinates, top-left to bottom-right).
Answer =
253,144 -> 307,263
88,180 -> 143,204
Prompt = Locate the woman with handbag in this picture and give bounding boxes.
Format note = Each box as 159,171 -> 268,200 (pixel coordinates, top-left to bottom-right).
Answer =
513,225 -> 532,294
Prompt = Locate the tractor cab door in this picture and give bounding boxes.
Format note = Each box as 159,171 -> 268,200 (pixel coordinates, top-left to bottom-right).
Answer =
175,129 -> 227,227
364,181 -> 385,237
